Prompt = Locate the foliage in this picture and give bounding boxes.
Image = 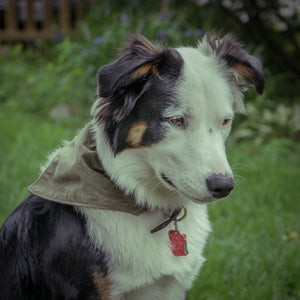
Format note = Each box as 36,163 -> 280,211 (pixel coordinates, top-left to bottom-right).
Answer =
210,0 -> 300,98
83,0 -> 300,102
0,40 -> 95,119
232,99 -> 300,144
190,140 -> 300,300
0,3 -> 215,123
0,2 -> 299,299
0,106 -> 81,224
1,1 -> 298,142
0,106 -> 299,299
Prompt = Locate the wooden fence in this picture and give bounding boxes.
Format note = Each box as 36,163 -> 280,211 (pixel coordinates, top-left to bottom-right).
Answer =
0,0 -> 89,41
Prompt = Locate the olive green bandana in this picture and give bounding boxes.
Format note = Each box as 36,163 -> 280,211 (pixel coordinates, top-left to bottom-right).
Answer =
28,124 -> 146,216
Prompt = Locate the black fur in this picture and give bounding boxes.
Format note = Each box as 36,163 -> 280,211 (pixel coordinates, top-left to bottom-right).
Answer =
206,32 -> 264,94
96,34 -> 184,155
0,195 -> 108,300
0,33 -> 264,300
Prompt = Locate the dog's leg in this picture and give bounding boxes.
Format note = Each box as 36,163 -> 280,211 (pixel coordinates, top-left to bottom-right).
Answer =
124,275 -> 187,300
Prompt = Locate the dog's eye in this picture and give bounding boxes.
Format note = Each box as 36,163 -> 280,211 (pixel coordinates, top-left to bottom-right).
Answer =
170,117 -> 185,128
222,119 -> 231,126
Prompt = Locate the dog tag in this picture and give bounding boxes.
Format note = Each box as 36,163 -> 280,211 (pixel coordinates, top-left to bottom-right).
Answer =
168,230 -> 189,256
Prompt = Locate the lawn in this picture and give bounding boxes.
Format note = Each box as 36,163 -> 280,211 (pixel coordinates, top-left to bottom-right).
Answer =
190,140 -> 300,300
0,102 -> 299,299
0,6 -> 299,297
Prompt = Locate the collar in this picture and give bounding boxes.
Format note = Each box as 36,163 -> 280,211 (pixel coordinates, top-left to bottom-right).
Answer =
150,208 -> 182,233
28,123 -> 146,216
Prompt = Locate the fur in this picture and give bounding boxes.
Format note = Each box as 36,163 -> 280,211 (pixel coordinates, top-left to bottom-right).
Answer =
0,33 -> 264,300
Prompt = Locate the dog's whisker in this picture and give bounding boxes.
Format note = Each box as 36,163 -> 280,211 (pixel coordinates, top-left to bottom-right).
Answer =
233,173 -> 248,185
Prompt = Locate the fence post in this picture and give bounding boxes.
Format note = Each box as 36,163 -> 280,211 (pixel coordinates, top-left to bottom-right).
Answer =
6,0 -> 17,33
43,0 -> 52,37
26,0 -> 35,32
76,0 -> 85,23
60,0 -> 71,35
0,0 -> 89,41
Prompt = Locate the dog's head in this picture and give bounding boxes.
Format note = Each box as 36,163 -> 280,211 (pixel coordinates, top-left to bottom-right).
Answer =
93,33 -> 264,210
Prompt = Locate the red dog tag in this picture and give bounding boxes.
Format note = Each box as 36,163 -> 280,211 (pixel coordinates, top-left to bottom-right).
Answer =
168,230 -> 189,256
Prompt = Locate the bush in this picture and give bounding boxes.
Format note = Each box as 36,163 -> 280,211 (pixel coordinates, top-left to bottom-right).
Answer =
0,2 -> 298,142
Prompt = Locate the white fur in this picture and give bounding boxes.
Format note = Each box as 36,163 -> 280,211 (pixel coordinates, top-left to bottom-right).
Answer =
91,46 -> 235,211
78,43 -> 240,299
80,203 -> 210,299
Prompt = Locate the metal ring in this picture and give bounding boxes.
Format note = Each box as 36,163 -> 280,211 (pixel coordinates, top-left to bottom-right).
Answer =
165,206 -> 187,222
177,206 -> 187,222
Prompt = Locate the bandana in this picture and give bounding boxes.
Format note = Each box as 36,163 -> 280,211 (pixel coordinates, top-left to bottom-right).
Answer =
28,124 -> 146,216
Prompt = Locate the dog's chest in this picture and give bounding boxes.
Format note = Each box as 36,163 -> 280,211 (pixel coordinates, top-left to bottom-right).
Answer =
80,204 -> 211,297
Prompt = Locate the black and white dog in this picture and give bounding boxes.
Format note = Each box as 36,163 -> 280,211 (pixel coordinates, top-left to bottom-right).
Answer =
0,33 -> 264,300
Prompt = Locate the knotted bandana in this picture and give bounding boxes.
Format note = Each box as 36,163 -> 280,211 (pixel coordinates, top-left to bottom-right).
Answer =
28,124 -> 146,215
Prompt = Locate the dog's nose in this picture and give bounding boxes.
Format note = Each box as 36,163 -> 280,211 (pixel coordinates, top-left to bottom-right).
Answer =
206,174 -> 234,199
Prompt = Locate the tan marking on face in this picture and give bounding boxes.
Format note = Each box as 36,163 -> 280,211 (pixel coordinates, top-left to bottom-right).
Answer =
92,268 -> 112,300
126,122 -> 148,148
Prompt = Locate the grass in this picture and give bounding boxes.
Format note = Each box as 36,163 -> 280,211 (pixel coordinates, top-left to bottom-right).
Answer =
0,105 -> 84,222
190,140 -> 300,300
1,103 -> 299,300
0,6 -> 299,297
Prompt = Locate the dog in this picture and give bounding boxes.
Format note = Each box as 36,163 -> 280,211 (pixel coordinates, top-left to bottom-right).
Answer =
0,33 -> 264,300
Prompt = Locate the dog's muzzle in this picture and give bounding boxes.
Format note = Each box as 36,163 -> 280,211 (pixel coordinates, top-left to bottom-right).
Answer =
206,174 -> 234,199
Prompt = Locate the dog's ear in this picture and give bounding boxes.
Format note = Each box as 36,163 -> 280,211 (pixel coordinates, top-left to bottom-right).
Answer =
98,34 -> 161,98
95,34 -> 183,155
205,32 -> 264,94
97,34 -> 170,122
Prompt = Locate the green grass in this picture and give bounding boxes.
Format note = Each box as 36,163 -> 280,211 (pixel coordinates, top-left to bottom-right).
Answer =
190,141 -> 300,300
0,105 -> 85,222
1,103 -> 299,299
0,7 -> 299,297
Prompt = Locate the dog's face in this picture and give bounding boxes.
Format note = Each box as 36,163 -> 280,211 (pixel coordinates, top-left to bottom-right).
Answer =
93,33 -> 264,210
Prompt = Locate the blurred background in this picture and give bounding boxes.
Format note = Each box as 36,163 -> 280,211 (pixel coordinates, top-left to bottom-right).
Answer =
0,1 -> 299,299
